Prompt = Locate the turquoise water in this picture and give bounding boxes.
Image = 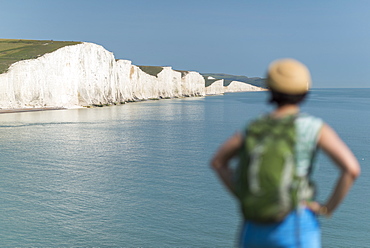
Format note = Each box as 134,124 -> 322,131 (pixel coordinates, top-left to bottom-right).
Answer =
0,89 -> 369,247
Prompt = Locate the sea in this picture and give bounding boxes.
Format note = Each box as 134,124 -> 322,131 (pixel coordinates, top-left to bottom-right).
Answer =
0,88 -> 369,247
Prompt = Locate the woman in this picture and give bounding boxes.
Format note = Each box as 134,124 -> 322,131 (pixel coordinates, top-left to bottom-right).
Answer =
210,58 -> 360,247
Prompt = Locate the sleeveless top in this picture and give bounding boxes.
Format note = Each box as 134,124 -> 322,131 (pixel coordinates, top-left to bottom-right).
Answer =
294,113 -> 324,177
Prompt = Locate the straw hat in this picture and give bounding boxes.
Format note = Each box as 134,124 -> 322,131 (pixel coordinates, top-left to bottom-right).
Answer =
267,58 -> 311,94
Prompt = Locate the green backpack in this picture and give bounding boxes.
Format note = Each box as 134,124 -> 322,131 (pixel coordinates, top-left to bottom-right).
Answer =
235,115 -> 314,223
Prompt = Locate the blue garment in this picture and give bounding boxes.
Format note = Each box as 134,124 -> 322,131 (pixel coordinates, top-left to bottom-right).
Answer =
239,208 -> 321,248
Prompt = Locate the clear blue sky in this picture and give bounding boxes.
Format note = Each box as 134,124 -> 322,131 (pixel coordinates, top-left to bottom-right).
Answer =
1,0 -> 369,88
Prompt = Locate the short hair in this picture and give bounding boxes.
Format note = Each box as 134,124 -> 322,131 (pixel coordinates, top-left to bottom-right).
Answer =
268,89 -> 308,106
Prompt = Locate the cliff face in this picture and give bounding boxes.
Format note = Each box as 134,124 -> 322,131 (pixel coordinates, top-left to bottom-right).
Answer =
224,80 -> 264,93
204,78 -> 264,95
205,79 -> 224,95
0,42 -> 261,109
0,42 -> 205,109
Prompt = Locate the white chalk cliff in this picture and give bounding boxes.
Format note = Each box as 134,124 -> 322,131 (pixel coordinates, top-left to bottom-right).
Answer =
204,78 -> 263,95
0,42 -> 262,109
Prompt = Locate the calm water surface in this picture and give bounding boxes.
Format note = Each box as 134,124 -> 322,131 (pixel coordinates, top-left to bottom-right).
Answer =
0,89 -> 369,247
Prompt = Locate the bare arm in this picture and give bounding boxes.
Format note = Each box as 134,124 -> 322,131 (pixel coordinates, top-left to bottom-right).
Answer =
307,124 -> 361,216
210,132 -> 244,195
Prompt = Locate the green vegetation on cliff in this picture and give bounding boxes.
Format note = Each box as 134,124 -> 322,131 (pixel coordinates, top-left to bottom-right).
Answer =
138,65 -> 190,78
0,39 -> 266,89
138,65 -> 164,77
174,70 -> 189,78
0,39 -> 81,74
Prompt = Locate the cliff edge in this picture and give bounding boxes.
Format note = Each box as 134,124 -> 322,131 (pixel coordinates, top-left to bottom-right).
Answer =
0,40 -> 263,109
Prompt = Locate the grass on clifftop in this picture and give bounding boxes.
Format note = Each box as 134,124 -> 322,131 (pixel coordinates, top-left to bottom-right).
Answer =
138,65 -> 190,78
0,39 -> 81,74
138,65 -> 164,77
